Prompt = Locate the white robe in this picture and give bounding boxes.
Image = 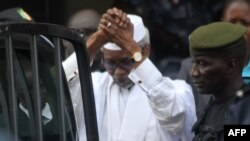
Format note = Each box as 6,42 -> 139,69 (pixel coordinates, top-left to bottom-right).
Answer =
93,73 -> 159,141
63,53 -> 196,141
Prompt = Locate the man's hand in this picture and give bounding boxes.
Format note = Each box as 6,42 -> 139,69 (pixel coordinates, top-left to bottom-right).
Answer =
99,7 -> 142,57
87,7 -> 130,60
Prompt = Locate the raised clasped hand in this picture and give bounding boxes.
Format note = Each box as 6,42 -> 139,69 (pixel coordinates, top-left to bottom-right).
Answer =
99,7 -> 134,50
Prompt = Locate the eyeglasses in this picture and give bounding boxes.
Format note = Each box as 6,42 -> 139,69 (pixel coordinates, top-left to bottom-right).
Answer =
103,58 -> 135,70
228,20 -> 250,27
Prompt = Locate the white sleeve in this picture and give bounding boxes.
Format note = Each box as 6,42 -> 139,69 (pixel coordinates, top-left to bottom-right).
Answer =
129,58 -> 196,139
62,52 -> 79,81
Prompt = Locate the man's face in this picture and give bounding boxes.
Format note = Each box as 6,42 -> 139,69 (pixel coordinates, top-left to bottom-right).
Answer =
102,49 -> 135,88
190,55 -> 228,95
223,2 -> 250,43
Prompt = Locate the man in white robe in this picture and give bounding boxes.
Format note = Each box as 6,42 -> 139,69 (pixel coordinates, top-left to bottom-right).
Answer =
63,7 -> 196,141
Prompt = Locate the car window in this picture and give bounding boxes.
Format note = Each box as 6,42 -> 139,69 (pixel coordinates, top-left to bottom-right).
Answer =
0,34 -> 77,141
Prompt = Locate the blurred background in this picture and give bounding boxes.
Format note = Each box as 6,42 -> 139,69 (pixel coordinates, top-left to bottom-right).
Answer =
0,0 -> 226,78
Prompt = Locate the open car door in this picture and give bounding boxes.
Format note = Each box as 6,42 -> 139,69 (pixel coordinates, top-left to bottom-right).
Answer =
0,22 -> 99,141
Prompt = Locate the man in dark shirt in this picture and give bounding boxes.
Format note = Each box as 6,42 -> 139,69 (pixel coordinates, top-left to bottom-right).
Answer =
189,22 -> 247,141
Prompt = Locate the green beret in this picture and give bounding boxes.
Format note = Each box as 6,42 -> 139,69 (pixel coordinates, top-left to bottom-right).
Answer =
189,22 -> 247,55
